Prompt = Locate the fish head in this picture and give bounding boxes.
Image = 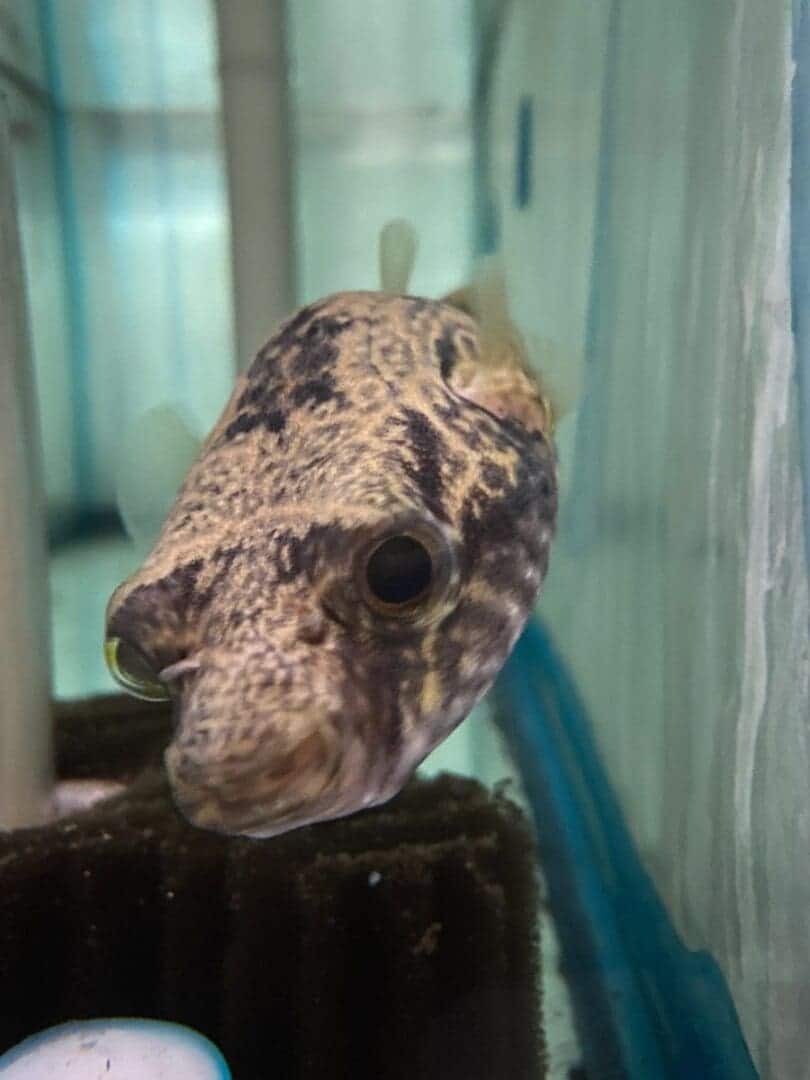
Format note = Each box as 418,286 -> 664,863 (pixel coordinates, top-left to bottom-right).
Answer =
105,291 -> 557,837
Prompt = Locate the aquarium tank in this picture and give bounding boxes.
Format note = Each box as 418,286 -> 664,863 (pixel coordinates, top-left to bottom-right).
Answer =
0,1 -> 809,1078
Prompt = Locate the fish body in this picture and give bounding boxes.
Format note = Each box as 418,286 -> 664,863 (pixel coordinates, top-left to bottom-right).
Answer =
106,287 -> 557,837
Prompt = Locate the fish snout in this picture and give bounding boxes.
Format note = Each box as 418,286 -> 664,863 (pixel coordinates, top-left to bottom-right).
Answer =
164,706 -> 374,838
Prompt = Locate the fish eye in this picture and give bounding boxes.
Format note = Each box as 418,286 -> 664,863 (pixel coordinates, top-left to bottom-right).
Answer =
104,637 -> 170,702
363,534 -> 435,612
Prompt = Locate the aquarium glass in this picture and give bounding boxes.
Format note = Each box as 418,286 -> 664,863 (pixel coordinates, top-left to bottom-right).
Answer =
4,0 -> 810,1076
288,0 -> 474,302
485,1 -> 809,1076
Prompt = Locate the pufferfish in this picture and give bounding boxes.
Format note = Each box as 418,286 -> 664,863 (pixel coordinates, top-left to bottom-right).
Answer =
104,223 -> 559,838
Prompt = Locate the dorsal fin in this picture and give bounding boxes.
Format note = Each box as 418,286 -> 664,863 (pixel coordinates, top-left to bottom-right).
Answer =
378,219 -> 418,294
442,258 -> 581,434
116,405 -> 203,554
441,259 -> 552,436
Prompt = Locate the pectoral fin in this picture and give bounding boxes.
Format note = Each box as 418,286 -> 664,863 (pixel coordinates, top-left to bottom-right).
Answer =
116,404 -> 203,554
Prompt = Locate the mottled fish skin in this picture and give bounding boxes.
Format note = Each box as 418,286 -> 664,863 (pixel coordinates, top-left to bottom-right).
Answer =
106,291 -> 557,837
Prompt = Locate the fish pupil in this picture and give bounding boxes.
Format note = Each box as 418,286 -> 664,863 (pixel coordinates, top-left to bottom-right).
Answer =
366,535 -> 433,606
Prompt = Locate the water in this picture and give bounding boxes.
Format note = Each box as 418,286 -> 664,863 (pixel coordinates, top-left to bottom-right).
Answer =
2,1 -> 809,1077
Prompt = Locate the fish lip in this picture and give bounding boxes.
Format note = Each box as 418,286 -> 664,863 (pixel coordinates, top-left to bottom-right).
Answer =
164,723 -> 384,838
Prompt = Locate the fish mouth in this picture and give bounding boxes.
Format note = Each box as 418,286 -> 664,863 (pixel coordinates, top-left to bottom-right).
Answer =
164,725 -> 380,839
168,779 -> 383,839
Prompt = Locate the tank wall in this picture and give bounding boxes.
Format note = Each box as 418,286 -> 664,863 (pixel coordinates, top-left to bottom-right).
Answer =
288,0 -> 475,303
1,0 -> 234,518
0,5 -> 75,521
487,2 -> 808,1076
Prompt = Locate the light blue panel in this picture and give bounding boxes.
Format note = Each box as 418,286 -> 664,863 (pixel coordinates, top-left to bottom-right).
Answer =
60,107 -> 233,505
46,0 -> 219,111
0,0 -> 47,90
50,534 -> 139,699
0,5 -> 76,521
36,0 -> 234,509
289,0 -> 475,302
0,80 -> 76,521
291,0 -> 471,112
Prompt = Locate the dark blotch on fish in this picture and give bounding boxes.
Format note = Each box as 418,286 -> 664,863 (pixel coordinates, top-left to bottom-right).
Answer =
436,327 -> 458,380
224,413 -> 263,441
399,407 -> 446,516
291,374 -> 343,410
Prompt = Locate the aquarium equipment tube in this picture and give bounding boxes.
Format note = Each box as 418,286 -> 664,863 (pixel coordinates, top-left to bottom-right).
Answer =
215,0 -> 296,371
0,100 -> 54,829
